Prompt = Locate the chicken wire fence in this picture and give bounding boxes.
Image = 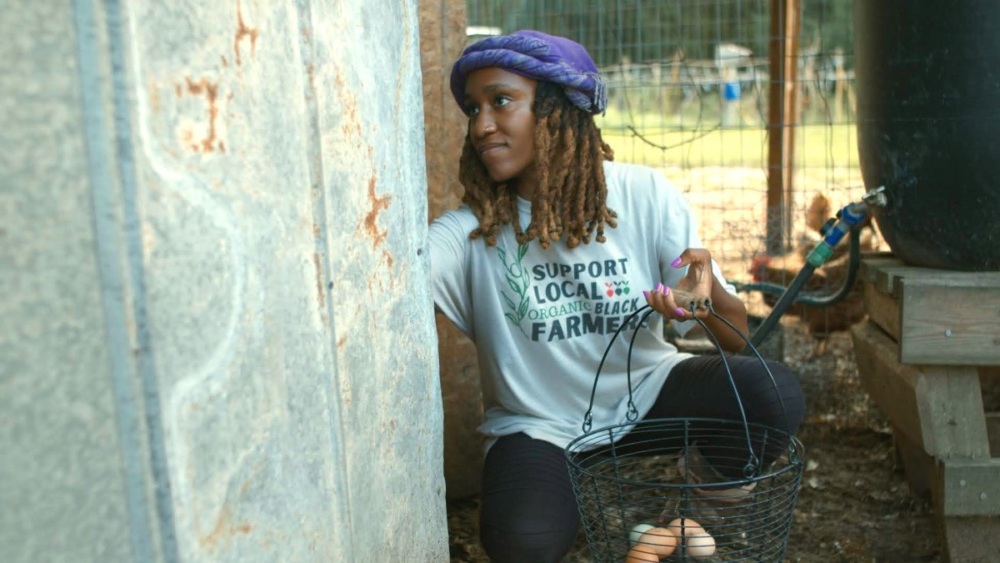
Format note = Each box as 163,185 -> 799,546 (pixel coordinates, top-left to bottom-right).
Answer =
463,0 -> 881,351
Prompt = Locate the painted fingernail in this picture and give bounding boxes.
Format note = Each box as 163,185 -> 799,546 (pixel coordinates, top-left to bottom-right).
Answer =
660,285 -> 669,295
675,308 -> 686,317
671,257 -> 683,268
655,282 -> 664,292
643,291 -> 650,299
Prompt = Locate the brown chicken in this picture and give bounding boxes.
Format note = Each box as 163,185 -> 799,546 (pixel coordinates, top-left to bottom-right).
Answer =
749,193 -> 876,357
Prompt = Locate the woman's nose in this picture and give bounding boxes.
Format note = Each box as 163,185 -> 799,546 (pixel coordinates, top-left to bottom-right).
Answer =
471,112 -> 497,139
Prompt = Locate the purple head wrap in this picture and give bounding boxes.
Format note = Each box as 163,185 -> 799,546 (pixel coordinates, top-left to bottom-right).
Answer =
450,30 -> 607,115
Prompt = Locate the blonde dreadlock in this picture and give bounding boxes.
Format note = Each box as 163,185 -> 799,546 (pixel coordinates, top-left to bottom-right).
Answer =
458,82 -> 617,249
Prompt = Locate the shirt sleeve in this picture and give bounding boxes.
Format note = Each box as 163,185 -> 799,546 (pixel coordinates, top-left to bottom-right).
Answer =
428,210 -> 474,338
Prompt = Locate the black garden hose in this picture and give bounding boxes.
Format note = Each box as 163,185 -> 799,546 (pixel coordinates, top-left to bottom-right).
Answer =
736,227 -> 863,354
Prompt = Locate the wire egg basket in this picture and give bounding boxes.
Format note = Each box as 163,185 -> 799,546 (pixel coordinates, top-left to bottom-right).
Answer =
565,291 -> 805,562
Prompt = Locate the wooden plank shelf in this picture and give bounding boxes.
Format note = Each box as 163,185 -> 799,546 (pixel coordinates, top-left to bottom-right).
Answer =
852,255 -> 1000,562
858,255 -> 1000,366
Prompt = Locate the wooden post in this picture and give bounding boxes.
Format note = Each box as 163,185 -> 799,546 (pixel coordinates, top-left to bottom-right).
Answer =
766,0 -> 801,255
418,0 -> 485,501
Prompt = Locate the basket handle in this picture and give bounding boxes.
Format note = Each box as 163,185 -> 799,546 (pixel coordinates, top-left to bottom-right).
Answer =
705,311 -> 800,468
670,288 -> 712,312
580,291 -> 797,476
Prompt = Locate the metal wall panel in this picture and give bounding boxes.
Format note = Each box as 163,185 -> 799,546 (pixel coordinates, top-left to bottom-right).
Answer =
0,1 -> 447,561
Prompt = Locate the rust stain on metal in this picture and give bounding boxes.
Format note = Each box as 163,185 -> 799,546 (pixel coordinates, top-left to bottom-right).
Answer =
183,77 -> 222,153
234,0 -> 260,66
199,507 -> 253,548
149,81 -> 160,113
313,253 -> 325,308
334,69 -> 362,139
364,174 -> 391,248
180,128 -> 196,152
367,250 -> 397,295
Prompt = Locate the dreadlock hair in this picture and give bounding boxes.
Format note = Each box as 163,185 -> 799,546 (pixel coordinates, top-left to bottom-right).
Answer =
458,81 -> 617,249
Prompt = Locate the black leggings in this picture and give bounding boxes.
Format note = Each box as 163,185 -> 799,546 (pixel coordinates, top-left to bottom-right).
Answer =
478,355 -> 806,563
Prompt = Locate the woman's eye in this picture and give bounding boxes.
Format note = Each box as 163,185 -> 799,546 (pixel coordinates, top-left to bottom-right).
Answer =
464,105 -> 479,117
494,95 -> 511,107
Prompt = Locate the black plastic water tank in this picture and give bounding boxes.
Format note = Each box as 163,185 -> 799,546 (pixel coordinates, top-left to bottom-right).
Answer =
855,1 -> 1000,271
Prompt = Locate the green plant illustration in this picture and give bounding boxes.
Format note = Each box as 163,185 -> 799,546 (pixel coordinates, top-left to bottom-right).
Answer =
497,243 -> 531,337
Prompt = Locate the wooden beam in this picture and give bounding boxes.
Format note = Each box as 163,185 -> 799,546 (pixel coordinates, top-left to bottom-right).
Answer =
851,322 -> 991,459
899,275 -> 1000,365
853,322 -> 926,449
939,459 -> 1000,516
765,0 -> 801,255
862,281 -> 900,340
858,257 -> 1000,365
936,514 -> 1000,563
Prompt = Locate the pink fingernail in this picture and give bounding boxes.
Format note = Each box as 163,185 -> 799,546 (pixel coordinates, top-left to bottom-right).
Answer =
655,282 -> 663,292
643,291 -> 650,299
671,257 -> 683,268
660,285 -> 669,295
675,308 -> 686,317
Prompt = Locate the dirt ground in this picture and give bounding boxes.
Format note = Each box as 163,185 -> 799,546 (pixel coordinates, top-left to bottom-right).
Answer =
445,316 -> 948,562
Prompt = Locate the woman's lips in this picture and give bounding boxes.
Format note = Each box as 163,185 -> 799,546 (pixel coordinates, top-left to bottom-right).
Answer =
477,142 -> 506,156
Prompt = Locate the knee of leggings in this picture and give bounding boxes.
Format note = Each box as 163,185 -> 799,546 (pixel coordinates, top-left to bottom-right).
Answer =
480,521 -> 578,563
772,362 -> 807,427
747,360 -> 806,431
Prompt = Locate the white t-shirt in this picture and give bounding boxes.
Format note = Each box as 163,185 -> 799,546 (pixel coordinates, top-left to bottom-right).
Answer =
430,161 -> 736,453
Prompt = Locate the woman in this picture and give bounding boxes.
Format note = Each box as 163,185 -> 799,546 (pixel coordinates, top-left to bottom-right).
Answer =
430,30 -> 805,562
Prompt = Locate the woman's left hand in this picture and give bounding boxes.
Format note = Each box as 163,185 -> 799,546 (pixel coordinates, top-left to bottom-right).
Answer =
643,248 -> 714,321
670,248 -> 714,320
645,247 -> 750,352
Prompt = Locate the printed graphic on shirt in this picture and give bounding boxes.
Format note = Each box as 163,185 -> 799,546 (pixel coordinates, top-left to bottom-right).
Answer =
497,244 -> 649,342
497,244 -> 532,338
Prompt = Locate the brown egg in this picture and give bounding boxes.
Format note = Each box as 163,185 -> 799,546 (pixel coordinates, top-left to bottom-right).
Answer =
625,544 -> 660,563
666,517 -> 717,559
636,527 -> 678,558
666,517 -> 699,536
